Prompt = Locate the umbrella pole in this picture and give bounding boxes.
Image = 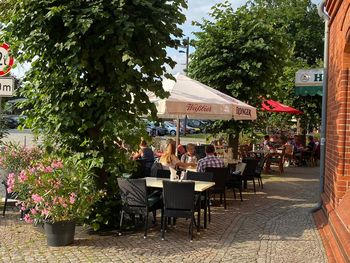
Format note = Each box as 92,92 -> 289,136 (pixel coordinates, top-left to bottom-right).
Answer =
176,116 -> 180,156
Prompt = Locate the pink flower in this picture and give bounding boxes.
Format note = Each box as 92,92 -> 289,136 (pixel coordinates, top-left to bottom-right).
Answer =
37,163 -> 45,172
20,204 -> 27,211
29,167 -> 36,174
44,166 -> 53,173
30,208 -> 37,215
58,197 -> 65,205
6,173 -> 16,193
51,160 -> 63,169
32,194 -> 43,203
69,193 -> 76,204
41,209 -> 49,216
24,214 -> 33,224
53,180 -> 62,189
19,170 -> 28,183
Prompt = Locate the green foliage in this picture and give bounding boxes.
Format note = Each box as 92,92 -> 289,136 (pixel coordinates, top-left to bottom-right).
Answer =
188,0 -> 323,138
189,1 -> 291,135
251,0 -> 324,65
0,0 -> 186,229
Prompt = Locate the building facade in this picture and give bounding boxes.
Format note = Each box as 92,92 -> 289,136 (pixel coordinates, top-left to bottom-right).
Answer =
316,0 -> 350,262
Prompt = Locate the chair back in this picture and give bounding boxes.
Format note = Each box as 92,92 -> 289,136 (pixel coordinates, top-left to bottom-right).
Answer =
131,159 -> 146,179
235,163 -> 247,175
155,169 -> 170,179
195,145 -> 206,159
150,161 -> 163,177
205,167 -> 229,190
117,178 -> 147,207
162,180 -> 195,211
242,158 -> 259,177
187,171 -> 213,182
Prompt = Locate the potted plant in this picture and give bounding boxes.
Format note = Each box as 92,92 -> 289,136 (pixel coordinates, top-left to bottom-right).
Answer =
7,155 -> 104,246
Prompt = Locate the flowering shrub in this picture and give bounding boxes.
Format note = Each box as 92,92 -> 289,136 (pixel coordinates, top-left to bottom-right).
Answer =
0,142 -> 43,173
7,156 -> 105,224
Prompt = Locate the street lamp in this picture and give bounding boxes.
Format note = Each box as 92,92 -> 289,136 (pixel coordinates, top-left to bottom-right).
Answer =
179,37 -> 190,136
179,37 -> 190,76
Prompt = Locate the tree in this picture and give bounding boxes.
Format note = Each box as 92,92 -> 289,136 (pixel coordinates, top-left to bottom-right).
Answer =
252,0 -> 324,66
0,0 -> 186,229
188,2 -> 291,152
251,0 -> 324,130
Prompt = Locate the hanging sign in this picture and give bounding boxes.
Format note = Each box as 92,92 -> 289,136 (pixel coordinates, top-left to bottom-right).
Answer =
0,77 -> 14,96
0,43 -> 15,76
295,69 -> 323,96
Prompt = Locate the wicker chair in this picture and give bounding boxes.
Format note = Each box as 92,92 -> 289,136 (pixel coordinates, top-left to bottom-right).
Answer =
161,180 -> 195,241
205,167 -> 229,209
117,178 -> 163,238
187,171 -> 213,224
241,158 -> 259,193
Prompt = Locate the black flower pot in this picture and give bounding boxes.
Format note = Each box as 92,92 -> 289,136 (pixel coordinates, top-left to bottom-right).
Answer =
44,220 -> 75,246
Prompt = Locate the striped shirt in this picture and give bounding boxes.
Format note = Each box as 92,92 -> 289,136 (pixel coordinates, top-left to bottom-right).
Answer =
196,155 -> 224,173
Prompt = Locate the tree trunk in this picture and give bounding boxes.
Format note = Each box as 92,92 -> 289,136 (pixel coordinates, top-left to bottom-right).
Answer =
228,133 -> 240,159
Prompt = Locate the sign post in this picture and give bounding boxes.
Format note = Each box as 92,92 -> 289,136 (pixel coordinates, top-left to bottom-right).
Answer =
0,43 -> 15,127
0,43 -> 14,77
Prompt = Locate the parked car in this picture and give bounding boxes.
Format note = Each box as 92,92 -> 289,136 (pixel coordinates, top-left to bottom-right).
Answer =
146,122 -> 168,136
163,121 -> 184,136
187,119 -> 210,133
2,115 -> 26,129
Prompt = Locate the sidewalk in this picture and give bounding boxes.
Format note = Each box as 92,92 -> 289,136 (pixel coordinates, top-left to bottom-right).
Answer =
0,167 -> 327,263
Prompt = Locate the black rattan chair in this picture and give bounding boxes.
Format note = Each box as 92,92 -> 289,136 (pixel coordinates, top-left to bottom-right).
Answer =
187,171 -> 213,224
205,167 -> 229,209
161,180 -> 195,241
117,178 -> 162,238
242,158 -> 259,193
227,163 -> 246,202
255,156 -> 266,189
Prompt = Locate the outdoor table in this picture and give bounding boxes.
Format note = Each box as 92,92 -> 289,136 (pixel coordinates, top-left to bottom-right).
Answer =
145,177 -> 215,232
186,167 -> 197,173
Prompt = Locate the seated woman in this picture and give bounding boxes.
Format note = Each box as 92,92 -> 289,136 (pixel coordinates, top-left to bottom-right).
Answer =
159,143 -> 189,170
180,143 -> 197,168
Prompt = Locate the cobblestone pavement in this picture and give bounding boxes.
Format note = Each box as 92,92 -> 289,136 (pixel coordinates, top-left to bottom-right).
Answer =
0,167 -> 327,263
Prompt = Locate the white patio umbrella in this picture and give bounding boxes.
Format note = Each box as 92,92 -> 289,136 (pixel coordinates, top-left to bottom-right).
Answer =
149,74 -> 257,147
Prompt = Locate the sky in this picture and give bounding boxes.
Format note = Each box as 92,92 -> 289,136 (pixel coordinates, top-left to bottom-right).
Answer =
170,0 -> 322,74
12,0 -> 322,78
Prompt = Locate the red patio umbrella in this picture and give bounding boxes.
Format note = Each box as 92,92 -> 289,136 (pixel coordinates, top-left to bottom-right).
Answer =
261,99 -> 303,114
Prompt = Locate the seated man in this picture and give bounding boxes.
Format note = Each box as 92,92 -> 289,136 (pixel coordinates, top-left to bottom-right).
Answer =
197,145 -> 224,172
306,135 -> 316,151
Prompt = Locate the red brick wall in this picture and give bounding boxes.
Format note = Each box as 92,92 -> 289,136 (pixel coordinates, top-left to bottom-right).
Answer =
324,0 -> 350,209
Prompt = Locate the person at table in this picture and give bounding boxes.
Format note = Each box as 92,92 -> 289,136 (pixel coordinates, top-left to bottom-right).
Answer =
306,135 -> 316,151
132,140 -> 155,169
159,142 -> 189,170
180,143 -> 197,168
132,140 -> 154,161
262,135 -> 276,153
177,138 -> 186,156
196,145 -> 224,173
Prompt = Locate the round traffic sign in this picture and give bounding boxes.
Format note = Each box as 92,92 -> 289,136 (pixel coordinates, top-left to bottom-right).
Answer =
0,43 -> 14,76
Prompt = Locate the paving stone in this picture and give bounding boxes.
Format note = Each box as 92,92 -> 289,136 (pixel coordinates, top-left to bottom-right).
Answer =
0,167 -> 327,262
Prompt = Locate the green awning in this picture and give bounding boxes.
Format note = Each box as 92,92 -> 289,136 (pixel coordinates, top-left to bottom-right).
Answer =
295,86 -> 322,96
